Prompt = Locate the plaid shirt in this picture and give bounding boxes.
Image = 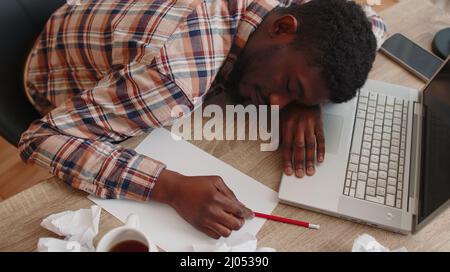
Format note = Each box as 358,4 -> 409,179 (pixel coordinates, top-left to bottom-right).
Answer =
20,0 -> 386,202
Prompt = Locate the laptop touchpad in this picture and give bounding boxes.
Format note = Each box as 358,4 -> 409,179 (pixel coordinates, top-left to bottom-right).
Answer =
322,113 -> 344,155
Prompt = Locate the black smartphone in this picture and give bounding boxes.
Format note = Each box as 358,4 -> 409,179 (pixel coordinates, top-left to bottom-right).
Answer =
380,33 -> 444,82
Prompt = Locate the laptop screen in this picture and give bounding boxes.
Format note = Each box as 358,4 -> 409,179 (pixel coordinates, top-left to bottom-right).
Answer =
419,58 -> 450,224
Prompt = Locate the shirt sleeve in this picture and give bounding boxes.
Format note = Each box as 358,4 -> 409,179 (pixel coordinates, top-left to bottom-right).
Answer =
360,4 -> 387,50
19,62 -> 193,202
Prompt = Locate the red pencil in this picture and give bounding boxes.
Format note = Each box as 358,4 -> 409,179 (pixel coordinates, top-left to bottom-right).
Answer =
254,212 -> 320,230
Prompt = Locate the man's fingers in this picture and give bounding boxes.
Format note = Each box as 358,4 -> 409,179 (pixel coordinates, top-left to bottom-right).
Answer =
305,129 -> 316,176
293,126 -> 305,178
237,203 -> 254,219
232,200 -> 254,220
213,177 -> 254,219
315,126 -> 325,163
282,121 -> 294,176
218,194 -> 254,219
280,104 -> 324,179
214,176 -> 239,202
208,222 -> 232,238
201,226 -> 221,239
216,210 -> 245,231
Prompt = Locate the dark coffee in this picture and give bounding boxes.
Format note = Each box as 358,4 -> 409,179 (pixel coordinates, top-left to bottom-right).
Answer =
109,240 -> 149,252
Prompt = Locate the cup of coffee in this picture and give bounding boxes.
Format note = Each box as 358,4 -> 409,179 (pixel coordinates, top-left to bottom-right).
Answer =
96,214 -> 158,252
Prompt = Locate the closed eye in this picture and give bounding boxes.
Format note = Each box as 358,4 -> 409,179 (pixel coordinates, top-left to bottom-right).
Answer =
286,78 -> 297,98
286,77 -> 304,101
296,77 -> 305,99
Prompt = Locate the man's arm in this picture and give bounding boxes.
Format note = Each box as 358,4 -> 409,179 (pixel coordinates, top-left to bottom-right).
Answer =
19,62 -> 252,238
19,63 -> 175,201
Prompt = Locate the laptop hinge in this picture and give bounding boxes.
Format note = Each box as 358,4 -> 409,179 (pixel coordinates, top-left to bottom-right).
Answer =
408,101 -> 423,216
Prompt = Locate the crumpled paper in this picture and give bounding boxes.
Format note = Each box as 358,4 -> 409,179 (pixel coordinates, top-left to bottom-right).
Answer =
37,205 -> 101,252
352,234 -> 408,252
190,232 -> 275,252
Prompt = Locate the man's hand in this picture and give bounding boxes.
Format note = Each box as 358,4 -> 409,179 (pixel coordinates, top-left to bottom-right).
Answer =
280,103 -> 325,178
152,169 -> 254,239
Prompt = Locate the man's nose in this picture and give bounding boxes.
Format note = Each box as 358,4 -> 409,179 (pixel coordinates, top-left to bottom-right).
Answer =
269,93 -> 293,109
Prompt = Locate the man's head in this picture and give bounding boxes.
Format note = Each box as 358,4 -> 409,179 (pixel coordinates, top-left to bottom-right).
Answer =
225,0 -> 377,108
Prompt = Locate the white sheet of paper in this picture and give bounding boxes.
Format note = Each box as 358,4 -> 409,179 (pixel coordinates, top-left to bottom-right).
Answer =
89,128 -> 278,252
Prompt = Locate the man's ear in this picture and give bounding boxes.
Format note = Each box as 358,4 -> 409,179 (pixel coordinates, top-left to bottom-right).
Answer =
269,14 -> 298,37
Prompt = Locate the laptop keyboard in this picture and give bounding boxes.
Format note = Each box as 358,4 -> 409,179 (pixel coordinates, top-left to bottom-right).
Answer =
343,91 -> 409,209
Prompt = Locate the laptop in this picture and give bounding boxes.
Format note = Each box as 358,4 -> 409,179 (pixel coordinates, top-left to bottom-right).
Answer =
278,57 -> 450,233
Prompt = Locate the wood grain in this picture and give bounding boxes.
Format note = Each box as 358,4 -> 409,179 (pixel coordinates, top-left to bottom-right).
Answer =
0,137 -> 51,201
1,0 -> 450,252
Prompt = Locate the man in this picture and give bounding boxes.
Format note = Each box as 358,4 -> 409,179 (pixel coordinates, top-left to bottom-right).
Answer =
19,0 -> 385,239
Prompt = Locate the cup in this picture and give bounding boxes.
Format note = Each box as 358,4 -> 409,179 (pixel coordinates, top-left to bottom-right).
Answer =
96,214 -> 158,252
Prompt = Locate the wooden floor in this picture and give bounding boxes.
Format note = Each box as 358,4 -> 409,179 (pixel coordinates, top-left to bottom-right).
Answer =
0,137 -> 51,201
0,0 -> 400,202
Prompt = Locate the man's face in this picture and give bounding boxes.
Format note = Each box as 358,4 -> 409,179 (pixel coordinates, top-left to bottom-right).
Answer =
225,11 -> 331,108
226,44 -> 331,108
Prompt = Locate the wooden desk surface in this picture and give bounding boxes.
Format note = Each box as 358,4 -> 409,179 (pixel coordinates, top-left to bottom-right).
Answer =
2,0 -> 450,252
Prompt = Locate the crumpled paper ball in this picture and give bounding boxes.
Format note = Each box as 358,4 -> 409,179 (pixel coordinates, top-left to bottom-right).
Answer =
37,205 -> 101,252
352,234 -> 407,252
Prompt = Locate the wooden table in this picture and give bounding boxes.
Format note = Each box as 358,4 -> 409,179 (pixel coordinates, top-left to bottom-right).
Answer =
2,0 -> 450,252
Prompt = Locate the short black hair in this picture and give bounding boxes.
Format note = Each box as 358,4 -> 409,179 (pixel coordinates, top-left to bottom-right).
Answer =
276,0 -> 377,103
